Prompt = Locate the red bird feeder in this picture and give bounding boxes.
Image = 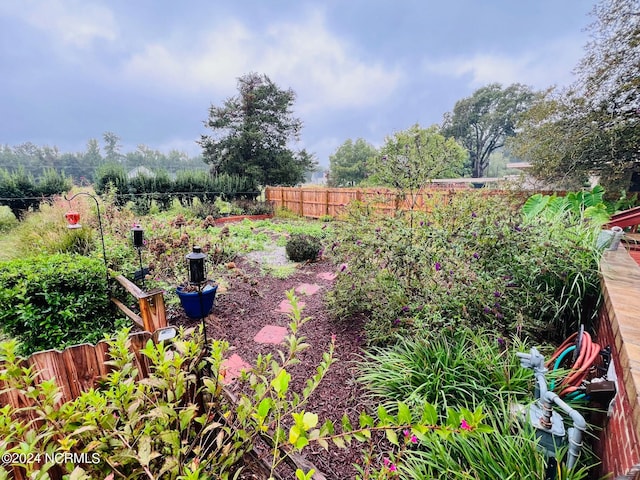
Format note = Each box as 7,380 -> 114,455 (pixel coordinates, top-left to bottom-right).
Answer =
65,210 -> 81,229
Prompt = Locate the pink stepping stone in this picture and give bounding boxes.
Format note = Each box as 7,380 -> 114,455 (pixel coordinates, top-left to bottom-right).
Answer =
254,325 -> 288,344
221,354 -> 252,384
317,272 -> 337,281
295,283 -> 321,295
276,299 -> 306,313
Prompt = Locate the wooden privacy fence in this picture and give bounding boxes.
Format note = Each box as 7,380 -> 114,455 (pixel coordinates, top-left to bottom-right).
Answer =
265,186 -> 557,219
0,329 -> 173,409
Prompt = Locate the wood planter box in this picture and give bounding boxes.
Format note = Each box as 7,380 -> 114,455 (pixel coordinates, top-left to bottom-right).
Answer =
213,214 -> 273,225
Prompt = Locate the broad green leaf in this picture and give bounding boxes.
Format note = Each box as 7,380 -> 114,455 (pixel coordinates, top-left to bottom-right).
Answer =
289,425 -> 302,445
302,412 -> 318,430
385,429 -> 399,446
421,402 -> 437,425
341,414 -> 353,432
359,411 -> 374,428
257,398 -> 272,418
271,369 -> 291,397
397,402 -> 412,424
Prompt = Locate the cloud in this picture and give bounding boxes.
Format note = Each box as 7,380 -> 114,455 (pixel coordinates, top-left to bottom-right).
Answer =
121,20 -> 253,95
119,10 -> 403,111
0,0 -> 118,48
424,37 -> 584,90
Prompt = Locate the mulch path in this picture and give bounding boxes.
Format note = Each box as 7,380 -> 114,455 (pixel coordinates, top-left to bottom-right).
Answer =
169,256 -> 370,480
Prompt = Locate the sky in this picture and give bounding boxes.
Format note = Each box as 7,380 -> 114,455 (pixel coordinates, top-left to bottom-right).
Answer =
0,0 -> 596,168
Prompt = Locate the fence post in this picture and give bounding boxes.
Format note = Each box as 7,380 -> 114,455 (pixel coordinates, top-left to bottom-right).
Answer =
325,189 -> 330,216
299,187 -> 304,216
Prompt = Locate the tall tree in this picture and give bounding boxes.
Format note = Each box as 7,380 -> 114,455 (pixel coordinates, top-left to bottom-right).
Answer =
510,0 -> 640,192
199,72 -> 315,186
328,138 -> 377,187
84,139 -> 102,164
442,83 -> 534,178
103,132 -> 123,163
369,124 -> 466,192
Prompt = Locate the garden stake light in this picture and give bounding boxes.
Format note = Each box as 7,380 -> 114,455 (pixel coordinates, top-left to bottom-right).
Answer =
131,224 -> 148,286
186,245 -> 209,354
64,191 -> 109,285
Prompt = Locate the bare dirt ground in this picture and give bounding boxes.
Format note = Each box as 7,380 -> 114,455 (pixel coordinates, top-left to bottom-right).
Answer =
169,254 -> 370,480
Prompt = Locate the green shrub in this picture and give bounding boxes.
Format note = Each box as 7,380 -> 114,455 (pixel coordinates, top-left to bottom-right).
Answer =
285,233 -> 321,262
0,206 -> 17,232
232,199 -> 274,215
0,254 -> 119,354
326,192 -> 602,345
190,197 -> 221,219
94,163 -> 128,206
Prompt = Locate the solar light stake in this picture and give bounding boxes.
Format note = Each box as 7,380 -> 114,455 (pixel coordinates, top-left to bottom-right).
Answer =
186,246 -> 209,356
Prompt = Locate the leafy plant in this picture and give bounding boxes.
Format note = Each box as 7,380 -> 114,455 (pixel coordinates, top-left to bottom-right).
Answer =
0,293 -> 489,479
358,329 -> 533,415
0,254 -> 122,354
0,205 -> 18,233
285,234 -> 322,262
400,410 -> 592,480
522,185 -> 610,225
327,191 -> 602,344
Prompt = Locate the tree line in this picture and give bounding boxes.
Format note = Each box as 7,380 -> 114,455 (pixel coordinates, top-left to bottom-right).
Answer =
0,134 -> 208,185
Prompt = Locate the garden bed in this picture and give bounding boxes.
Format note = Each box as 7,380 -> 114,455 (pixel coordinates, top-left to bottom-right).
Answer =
169,256 -> 368,479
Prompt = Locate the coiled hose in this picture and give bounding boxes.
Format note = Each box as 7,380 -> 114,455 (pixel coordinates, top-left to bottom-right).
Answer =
546,330 -> 601,398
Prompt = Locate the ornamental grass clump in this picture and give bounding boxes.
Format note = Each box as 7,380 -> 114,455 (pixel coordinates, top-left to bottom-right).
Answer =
358,328 -> 533,415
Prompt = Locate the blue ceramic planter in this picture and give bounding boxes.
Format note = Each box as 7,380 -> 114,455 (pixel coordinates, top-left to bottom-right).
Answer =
176,283 -> 218,319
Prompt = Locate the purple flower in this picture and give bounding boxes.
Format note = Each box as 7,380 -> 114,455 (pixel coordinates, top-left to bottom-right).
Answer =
401,306 -> 410,312
494,302 -> 501,309
356,240 -> 362,245
496,312 -> 504,319
483,306 -> 491,314
435,262 -> 442,271
393,318 -> 401,325
473,252 -> 479,259
497,337 -> 506,351
472,232 -> 477,237
515,225 -> 522,232
340,264 -> 347,272
471,212 -> 477,218
494,291 -> 501,298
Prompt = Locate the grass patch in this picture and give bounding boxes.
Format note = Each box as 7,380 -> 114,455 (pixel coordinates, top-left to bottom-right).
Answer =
261,263 -> 297,279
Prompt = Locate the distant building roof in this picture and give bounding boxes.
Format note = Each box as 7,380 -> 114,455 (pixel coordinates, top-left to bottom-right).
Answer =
507,162 -> 532,170
127,166 -> 155,179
